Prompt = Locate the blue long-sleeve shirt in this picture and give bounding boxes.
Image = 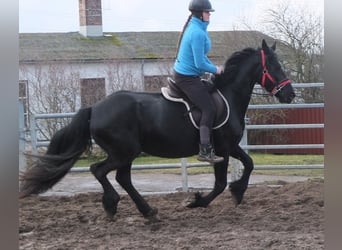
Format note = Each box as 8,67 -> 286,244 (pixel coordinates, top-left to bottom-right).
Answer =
174,16 -> 217,76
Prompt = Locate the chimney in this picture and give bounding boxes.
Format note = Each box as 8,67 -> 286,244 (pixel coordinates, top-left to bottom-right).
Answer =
79,0 -> 103,37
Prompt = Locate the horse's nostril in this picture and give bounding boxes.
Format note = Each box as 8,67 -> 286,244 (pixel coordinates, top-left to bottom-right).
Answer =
287,93 -> 296,103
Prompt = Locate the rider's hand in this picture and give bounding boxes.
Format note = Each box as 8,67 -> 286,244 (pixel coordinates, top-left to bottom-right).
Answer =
216,65 -> 224,75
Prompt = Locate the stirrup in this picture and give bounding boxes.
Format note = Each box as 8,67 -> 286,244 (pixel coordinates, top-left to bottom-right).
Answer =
198,144 -> 224,163
197,154 -> 224,163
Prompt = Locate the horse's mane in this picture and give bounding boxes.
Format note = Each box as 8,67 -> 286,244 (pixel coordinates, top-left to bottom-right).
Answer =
214,47 -> 257,87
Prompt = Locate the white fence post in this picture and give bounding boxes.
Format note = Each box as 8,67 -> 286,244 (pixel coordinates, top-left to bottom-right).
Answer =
181,158 -> 189,192
230,117 -> 249,182
18,100 -> 26,172
30,114 -> 38,154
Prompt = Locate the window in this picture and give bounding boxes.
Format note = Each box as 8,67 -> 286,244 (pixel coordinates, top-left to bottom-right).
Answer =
80,78 -> 106,107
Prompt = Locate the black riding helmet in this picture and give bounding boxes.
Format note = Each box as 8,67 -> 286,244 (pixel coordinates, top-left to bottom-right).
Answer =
189,0 -> 214,20
189,0 -> 215,12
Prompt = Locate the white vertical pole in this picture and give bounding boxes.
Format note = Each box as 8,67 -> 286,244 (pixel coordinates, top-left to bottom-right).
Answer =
230,118 -> 249,182
181,158 -> 188,192
30,114 -> 38,154
18,100 -> 26,172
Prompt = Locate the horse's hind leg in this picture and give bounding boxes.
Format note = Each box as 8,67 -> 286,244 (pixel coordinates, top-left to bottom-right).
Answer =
116,166 -> 158,219
90,159 -> 120,218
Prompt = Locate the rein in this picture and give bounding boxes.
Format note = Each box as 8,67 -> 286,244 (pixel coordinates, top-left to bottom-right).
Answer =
260,49 -> 291,96
251,91 -> 269,97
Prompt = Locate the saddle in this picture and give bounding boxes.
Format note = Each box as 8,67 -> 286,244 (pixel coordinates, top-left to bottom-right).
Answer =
161,77 -> 230,130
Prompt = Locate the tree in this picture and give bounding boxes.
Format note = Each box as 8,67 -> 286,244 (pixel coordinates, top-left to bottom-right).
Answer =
236,1 -> 324,102
238,1 -> 324,148
261,1 -> 324,103
28,62 -> 80,115
20,62 -> 80,141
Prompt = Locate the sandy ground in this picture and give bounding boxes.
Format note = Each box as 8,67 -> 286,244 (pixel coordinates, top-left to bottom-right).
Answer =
19,172 -> 323,249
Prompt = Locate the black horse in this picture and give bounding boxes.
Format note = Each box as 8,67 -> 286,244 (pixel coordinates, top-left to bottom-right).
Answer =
20,40 -> 295,219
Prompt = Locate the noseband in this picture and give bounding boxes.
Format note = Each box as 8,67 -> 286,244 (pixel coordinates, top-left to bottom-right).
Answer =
260,49 -> 291,95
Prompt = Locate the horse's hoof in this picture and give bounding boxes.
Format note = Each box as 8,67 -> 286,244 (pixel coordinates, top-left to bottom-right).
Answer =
105,212 -> 116,221
229,185 -> 245,206
184,192 -> 207,208
182,195 -> 196,208
231,193 -> 243,207
144,207 -> 158,218
103,206 -> 117,219
102,199 -> 118,219
102,194 -> 120,218
144,207 -> 161,224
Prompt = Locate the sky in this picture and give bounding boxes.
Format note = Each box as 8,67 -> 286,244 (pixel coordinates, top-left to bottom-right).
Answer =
19,0 -> 324,33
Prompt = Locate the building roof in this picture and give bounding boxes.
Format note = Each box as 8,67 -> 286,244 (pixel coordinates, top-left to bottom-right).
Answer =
19,31 -> 276,63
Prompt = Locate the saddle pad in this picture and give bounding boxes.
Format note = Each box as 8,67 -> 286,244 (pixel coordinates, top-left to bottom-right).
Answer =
161,87 -> 230,130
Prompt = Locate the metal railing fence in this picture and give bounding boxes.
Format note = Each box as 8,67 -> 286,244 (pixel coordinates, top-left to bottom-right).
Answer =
19,83 -> 324,190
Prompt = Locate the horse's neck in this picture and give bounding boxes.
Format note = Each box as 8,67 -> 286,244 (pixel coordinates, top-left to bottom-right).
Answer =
225,75 -> 256,106
216,50 -> 261,121
231,81 -> 255,121
220,66 -> 258,120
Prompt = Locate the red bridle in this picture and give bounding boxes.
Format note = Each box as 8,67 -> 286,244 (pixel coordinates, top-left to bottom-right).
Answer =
260,49 -> 291,95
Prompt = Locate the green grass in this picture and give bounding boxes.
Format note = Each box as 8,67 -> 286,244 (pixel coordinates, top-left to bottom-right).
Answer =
74,153 -> 324,177
250,153 -> 324,177
251,153 -> 323,165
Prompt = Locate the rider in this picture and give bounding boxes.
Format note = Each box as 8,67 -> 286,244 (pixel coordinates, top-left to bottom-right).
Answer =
173,0 -> 224,163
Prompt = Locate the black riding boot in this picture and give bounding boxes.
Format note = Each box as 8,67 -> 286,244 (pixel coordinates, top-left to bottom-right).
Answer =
197,144 -> 224,163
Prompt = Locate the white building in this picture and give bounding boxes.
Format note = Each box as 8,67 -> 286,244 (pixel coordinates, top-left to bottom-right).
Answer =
19,0 -> 276,115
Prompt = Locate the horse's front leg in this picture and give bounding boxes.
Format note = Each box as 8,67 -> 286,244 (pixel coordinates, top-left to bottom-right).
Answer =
228,145 -> 254,205
187,158 -> 228,208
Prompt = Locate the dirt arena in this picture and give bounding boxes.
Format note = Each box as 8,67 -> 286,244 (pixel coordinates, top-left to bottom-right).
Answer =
19,178 -> 323,249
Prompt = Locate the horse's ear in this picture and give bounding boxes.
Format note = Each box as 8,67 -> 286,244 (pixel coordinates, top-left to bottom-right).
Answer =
262,39 -> 269,52
271,42 -> 276,51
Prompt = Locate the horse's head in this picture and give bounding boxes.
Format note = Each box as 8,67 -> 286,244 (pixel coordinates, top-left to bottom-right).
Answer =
258,39 -> 295,103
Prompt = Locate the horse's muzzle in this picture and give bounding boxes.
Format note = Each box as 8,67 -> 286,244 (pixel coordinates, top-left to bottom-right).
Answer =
283,91 -> 296,104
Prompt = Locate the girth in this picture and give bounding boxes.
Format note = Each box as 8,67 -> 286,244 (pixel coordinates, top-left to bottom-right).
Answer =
161,77 -> 230,130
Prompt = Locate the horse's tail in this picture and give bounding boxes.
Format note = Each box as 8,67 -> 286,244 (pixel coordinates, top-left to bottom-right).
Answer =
19,107 -> 92,197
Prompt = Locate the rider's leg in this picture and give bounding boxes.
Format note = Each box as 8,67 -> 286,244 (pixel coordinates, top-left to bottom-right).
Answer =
173,73 -> 223,163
